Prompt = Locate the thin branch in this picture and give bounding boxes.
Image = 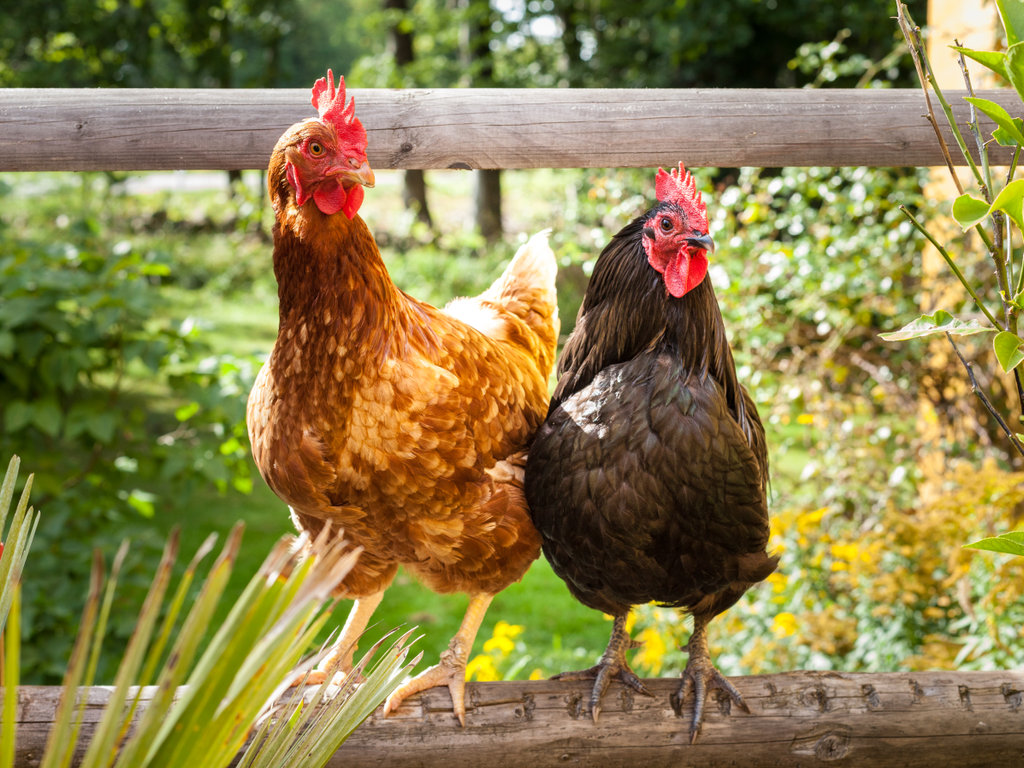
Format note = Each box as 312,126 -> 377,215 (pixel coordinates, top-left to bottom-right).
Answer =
957,43 -> 992,199
897,2 -> 965,194
900,205 -> 1004,330
945,332 -> 1024,459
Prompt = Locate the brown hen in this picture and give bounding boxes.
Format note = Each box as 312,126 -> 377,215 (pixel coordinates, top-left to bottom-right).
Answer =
247,71 -> 558,723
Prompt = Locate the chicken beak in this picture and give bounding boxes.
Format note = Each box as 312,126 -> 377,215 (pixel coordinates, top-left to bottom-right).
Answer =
341,160 -> 375,189
686,233 -> 716,253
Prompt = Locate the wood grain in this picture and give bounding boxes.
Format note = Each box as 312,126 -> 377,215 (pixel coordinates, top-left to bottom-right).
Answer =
0,88 -> 1019,171
7,671 -> 1024,767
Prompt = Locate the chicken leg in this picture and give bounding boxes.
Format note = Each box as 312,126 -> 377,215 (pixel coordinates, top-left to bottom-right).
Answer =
675,612 -> 749,743
552,613 -> 652,722
382,592 -> 493,726
300,589 -> 385,685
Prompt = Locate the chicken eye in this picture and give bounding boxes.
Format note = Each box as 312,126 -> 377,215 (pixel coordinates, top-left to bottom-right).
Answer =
659,217 -> 674,232
308,141 -> 325,157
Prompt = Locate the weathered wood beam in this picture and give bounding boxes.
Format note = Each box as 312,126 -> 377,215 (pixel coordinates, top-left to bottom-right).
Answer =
0,88 -> 1018,172
8,670 -> 1024,767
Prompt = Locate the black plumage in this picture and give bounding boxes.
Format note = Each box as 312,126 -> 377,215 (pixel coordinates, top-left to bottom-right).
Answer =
524,200 -> 777,741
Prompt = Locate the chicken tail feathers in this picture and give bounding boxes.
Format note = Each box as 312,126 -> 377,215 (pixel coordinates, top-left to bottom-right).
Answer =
444,230 -> 560,375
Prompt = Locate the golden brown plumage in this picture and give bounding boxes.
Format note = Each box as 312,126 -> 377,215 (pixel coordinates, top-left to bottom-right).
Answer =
246,71 -> 558,722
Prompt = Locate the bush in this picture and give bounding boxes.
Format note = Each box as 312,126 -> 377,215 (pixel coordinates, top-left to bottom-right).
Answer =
0,174 -> 256,682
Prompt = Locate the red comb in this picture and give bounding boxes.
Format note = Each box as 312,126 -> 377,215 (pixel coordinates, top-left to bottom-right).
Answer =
655,163 -> 708,232
310,69 -> 367,151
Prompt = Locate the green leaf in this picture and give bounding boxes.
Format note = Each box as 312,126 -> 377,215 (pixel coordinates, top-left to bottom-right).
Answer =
126,490 -> 157,519
998,0 -> 1024,46
994,117 -> 1024,146
0,330 -> 14,358
994,330 -> 1024,372
952,193 -> 991,230
1006,41 -> 1024,105
965,530 -> 1024,557
989,177 -> 1024,231
964,96 -> 1024,145
953,46 -> 1009,81
31,399 -> 62,438
3,401 -> 31,433
879,310 -> 995,341
174,401 -> 200,421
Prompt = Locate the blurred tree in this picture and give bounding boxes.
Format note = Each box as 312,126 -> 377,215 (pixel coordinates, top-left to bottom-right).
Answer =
538,0 -> 925,88
463,0 -> 504,240
0,0 -> 365,89
385,0 -> 434,227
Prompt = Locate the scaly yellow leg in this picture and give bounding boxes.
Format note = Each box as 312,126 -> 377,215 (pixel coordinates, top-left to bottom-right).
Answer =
297,589 -> 386,685
383,592 -> 493,726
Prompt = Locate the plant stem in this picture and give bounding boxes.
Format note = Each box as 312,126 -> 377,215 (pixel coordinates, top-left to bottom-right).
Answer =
897,2 -> 965,194
946,332 -> 1024,459
900,205 -> 1003,330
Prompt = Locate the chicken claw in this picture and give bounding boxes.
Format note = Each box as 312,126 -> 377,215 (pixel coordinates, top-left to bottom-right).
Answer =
383,593 -> 493,726
289,590 -> 385,688
673,614 -> 749,744
383,647 -> 471,724
553,613 -> 653,722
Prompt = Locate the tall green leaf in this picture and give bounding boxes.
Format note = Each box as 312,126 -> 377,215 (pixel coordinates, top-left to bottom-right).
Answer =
998,0 -> 1024,46
1,587 -> 20,768
0,456 -> 39,635
1005,42 -> 1024,105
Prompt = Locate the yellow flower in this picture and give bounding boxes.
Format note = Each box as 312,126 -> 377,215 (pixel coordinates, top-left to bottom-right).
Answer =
766,570 -> 787,593
797,413 -> 815,425
466,654 -> 500,681
796,506 -> 829,534
634,627 -> 667,675
771,611 -> 799,638
482,620 -> 523,656
529,668 -> 545,680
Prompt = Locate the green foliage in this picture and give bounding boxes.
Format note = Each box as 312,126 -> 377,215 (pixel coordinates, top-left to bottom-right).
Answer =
0,175 -> 258,682
527,0 -> 922,88
0,0 -> 335,88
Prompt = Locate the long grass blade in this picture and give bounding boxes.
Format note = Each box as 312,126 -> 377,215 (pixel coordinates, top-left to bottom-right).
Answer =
129,525 -> 244,768
1,585 -> 20,768
0,459 -> 39,635
0,456 -> 19,535
39,551 -> 105,768
80,533 -> 179,768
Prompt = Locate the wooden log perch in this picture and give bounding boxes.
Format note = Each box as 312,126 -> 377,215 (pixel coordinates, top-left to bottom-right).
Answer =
8,670 -> 1024,767
0,88 -> 1019,172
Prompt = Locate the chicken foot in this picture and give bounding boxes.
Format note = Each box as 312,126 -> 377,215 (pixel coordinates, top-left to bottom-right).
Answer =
297,589 -> 386,686
383,592 -> 493,726
674,612 -> 749,744
552,613 -> 652,722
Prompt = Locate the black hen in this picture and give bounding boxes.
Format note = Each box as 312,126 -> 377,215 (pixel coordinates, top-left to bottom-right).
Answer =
524,164 -> 776,742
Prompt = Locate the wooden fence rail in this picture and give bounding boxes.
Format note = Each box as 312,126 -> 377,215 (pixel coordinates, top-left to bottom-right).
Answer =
8,670 -> 1024,767
0,88 -> 1020,172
